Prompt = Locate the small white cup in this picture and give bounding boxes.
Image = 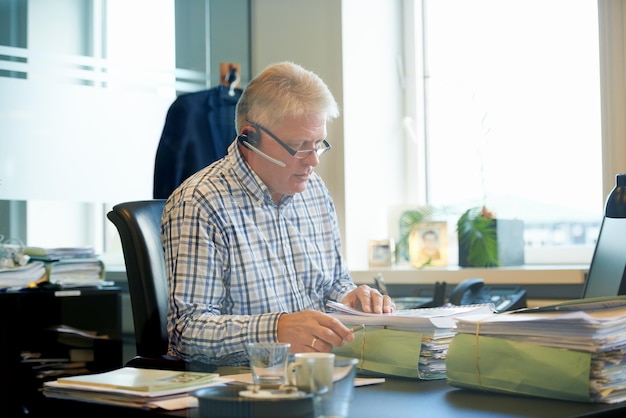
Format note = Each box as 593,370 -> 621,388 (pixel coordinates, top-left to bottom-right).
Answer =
288,352 -> 335,396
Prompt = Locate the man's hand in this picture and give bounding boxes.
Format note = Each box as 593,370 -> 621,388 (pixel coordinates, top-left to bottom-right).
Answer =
341,284 -> 396,314
277,310 -> 355,353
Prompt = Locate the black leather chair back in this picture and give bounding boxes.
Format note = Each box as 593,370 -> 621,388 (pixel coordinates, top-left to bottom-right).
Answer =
107,200 -> 183,368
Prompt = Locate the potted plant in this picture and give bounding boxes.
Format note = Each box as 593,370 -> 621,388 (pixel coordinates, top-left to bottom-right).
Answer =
456,206 -> 525,267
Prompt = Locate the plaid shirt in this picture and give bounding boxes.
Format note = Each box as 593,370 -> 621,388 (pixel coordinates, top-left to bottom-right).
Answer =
162,140 -> 356,366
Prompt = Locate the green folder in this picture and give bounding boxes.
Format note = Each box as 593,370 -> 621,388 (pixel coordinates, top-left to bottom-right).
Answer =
446,333 -> 592,402
333,328 -> 425,379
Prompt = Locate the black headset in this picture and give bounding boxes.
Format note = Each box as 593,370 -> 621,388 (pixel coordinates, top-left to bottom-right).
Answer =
237,129 -> 260,148
236,125 -> 288,167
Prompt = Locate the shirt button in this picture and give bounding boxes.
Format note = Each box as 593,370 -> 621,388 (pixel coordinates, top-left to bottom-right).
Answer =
258,199 -> 263,206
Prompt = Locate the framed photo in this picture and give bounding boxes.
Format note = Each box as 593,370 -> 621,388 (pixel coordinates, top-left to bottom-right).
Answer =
408,222 -> 448,268
368,239 -> 395,268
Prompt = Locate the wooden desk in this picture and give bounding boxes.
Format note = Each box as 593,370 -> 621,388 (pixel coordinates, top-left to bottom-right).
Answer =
43,377 -> 626,418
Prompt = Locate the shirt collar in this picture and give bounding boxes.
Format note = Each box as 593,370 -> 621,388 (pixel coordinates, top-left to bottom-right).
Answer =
227,141 -> 294,207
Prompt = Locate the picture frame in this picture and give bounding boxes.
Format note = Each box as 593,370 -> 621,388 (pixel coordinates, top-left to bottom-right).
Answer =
368,239 -> 395,268
408,222 -> 448,268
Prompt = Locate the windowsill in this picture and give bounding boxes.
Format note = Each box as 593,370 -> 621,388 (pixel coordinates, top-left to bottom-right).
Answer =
104,261 -> 588,307
350,264 -> 588,286
105,261 -> 588,286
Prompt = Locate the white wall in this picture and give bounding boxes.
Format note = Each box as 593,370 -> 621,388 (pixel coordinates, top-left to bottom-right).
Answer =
250,0 -> 406,269
342,0 -> 406,269
598,0 -> 626,196
250,0 -> 346,239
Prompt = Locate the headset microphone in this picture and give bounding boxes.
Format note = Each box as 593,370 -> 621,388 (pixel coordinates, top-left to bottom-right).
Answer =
238,134 -> 287,168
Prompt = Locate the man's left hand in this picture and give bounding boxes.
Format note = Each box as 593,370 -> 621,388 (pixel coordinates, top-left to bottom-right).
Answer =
341,285 -> 396,314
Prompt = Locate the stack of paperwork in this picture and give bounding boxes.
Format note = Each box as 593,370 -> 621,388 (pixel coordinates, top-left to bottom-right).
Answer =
1,246 -> 105,290
25,246 -> 110,288
0,260 -> 47,290
446,296 -> 626,403
327,301 -> 496,379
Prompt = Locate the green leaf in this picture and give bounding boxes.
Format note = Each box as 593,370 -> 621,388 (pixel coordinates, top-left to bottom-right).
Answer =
456,207 -> 500,267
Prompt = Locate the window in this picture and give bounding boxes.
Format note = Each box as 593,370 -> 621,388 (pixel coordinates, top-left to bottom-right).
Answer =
0,1 -> 616,271
0,0 -> 181,263
412,0 -> 602,264
0,1 -> 248,267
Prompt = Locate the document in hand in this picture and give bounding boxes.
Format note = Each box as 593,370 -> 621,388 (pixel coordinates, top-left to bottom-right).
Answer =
328,302 -> 496,380
327,301 -> 496,332
446,296 -> 626,403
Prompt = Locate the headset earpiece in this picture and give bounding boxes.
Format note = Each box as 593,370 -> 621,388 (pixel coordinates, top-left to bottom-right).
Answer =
237,128 -> 287,168
239,129 -> 260,147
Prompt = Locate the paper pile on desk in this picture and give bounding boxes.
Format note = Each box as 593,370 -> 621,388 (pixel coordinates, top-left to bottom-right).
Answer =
43,258 -> 108,287
25,246 -> 98,260
445,296 -> 626,403
25,246 -> 111,288
0,260 -> 47,289
42,367 -> 231,410
328,302 -> 496,379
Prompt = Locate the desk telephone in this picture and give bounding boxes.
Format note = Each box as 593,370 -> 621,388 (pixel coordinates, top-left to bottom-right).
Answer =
449,278 -> 527,312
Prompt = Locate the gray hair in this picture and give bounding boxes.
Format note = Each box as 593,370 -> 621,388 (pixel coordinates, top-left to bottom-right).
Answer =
235,61 -> 339,131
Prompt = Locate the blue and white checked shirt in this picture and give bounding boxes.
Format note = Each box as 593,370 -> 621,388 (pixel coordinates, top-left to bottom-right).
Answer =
162,140 -> 356,366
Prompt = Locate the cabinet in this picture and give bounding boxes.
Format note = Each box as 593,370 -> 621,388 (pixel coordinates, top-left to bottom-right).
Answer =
0,286 -> 122,416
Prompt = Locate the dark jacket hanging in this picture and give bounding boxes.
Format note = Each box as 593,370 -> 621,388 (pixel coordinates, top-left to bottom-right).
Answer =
153,84 -> 242,199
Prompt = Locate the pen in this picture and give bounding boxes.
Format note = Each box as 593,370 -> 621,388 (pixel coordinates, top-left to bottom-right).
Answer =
350,324 -> 365,333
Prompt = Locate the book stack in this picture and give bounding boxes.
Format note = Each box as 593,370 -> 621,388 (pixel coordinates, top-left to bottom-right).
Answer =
327,302 -> 496,380
43,367 -> 231,410
24,247 -> 109,288
445,296 -> 626,403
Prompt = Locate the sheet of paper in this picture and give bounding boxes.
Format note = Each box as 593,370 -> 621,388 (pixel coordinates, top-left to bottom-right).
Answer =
150,395 -> 198,410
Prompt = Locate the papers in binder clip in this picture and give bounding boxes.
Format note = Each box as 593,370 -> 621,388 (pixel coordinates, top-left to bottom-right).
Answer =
327,301 -> 497,380
446,296 -> 626,403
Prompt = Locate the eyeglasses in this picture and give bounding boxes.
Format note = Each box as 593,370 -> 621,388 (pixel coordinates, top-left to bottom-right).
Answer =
247,120 -> 332,159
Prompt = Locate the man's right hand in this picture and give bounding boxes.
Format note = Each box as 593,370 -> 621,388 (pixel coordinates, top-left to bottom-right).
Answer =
276,309 -> 355,353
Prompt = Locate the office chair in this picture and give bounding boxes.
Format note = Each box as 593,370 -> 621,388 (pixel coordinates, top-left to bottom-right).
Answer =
107,199 -> 187,371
